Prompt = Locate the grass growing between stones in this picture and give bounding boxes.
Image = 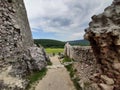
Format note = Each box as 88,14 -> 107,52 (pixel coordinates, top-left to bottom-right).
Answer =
64,57 -> 82,90
65,64 -> 82,90
62,56 -> 73,63
26,68 -> 47,90
47,60 -> 52,66
65,64 -> 74,77
62,56 -> 82,90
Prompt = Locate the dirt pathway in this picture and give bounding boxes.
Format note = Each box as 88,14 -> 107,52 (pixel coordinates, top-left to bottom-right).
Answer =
35,55 -> 76,90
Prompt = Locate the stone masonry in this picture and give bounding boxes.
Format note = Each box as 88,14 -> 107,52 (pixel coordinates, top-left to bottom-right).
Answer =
0,0 -> 48,89
85,0 -> 120,89
64,43 -> 95,64
64,43 -> 97,89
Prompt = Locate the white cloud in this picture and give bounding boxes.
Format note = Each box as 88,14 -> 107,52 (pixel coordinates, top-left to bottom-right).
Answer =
24,0 -> 113,41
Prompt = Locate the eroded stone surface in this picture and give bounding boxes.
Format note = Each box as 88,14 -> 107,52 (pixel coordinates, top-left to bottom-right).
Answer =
0,0 -> 48,89
64,43 -> 96,89
64,43 -> 95,64
85,0 -> 120,89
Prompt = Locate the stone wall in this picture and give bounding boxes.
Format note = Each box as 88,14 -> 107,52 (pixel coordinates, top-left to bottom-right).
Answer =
85,0 -> 120,89
0,0 -> 48,89
64,43 -> 95,64
64,43 -> 97,89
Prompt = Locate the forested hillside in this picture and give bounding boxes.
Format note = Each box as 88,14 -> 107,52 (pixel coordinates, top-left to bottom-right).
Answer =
34,39 -> 65,48
34,39 -> 90,48
68,40 -> 90,46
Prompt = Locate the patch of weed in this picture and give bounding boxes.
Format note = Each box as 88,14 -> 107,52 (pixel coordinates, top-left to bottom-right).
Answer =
73,77 -> 82,90
26,68 -> 47,90
62,56 -> 73,63
47,61 -> 52,66
65,64 -> 82,90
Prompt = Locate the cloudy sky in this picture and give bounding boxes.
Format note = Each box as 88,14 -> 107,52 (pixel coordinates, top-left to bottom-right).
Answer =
24,0 -> 113,41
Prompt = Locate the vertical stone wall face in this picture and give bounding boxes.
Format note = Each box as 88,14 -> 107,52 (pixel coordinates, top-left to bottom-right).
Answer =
0,0 -> 33,63
64,43 -> 95,63
13,0 -> 33,47
0,0 -> 48,89
85,0 -> 120,89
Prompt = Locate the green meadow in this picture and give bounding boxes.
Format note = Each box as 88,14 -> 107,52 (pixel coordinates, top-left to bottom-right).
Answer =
45,48 -> 64,54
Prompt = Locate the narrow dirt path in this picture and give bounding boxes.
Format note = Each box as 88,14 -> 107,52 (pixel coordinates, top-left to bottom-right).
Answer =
35,55 -> 76,90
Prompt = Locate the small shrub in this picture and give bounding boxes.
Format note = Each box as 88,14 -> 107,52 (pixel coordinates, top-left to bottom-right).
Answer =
58,52 -> 61,56
74,69 -> 77,72
47,61 -> 52,66
52,53 -> 55,56
62,56 -> 72,63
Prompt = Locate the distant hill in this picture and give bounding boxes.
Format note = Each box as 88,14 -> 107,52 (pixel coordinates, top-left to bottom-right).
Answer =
68,39 -> 90,46
34,39 -> 90,48
34,39 -> 65,48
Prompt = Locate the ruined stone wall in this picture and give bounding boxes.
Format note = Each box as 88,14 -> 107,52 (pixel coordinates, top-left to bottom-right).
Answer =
64,43 -> 97,89
64,43 -> 95,64
0,0 -> 33,64
85,0 -> 120,89
13,0 -> 33,47
0,0 -> 48,89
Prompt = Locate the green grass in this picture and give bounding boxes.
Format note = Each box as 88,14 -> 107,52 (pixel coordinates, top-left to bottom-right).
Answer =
63,57 -> 74,77
73,77 -> 82,90
26,68 -> 47,89
62,56 -> 73,63
65,64 -> 75,77
64,57 -> 92,90
65,64 -> 82,90
47,61 -> 52,66
45,48 -> 64,54
64,56 -> 82,90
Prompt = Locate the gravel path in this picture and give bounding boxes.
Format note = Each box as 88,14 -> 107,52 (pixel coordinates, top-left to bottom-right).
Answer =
35,55 -> 76,90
